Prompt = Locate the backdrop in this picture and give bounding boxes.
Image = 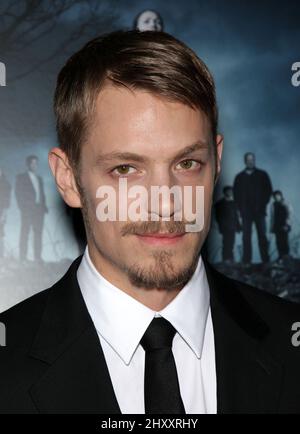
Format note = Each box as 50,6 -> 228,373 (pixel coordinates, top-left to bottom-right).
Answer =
0,0 -> 299,312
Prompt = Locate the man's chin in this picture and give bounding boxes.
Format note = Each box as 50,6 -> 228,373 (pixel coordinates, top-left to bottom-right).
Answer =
124,253 -> 199,291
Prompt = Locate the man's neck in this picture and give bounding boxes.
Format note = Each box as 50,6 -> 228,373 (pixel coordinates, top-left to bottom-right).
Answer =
245,167 -> 255,174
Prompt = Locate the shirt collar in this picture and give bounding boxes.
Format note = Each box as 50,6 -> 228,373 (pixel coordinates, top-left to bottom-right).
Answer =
77,245 -> 210,365
28,170 -> 37,179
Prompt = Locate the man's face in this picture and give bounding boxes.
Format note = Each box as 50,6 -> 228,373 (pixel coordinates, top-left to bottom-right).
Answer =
76,84 -> 222,290
274,193 -> 282,202
225,189 -> 233,200
136,10 -> 163,31
28,158 -> 38,173
245,154 -> 255,169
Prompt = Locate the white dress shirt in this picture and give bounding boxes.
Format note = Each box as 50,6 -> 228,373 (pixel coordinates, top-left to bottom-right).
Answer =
77,246 -> 217,414
28,170 -> 40,204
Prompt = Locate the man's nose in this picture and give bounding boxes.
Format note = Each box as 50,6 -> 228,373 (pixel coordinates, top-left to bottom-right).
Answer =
145,171 -> 182,221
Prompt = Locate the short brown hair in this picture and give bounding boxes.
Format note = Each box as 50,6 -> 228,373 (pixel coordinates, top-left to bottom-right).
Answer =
54,29 -> 218,169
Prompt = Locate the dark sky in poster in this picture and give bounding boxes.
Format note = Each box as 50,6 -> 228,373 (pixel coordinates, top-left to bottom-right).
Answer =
0,0 -> 299,309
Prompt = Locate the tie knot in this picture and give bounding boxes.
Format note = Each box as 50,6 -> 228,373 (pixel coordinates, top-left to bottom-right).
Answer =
140,317 -> 176,352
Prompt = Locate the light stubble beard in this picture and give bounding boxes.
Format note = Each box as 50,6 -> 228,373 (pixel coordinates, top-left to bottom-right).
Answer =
77,179 -> 203,291
123,244 -> 201,290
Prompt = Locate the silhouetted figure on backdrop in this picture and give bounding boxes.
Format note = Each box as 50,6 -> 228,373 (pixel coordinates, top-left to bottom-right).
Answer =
133,9 -> 164,31
15,155 -> 48,263
214,186 -> 242,263
0,168 -> 11,258
233,152 -> 273,265
270,190 -> 292,262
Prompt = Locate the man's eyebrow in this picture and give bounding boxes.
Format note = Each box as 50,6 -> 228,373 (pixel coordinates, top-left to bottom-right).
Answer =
95,140 -> 209,165
173,141 -> 209,161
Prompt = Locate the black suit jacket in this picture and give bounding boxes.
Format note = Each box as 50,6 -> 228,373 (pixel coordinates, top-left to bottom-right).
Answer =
15,172 -> 47,212
233,168 -> 273,217
0,256 -> 300,414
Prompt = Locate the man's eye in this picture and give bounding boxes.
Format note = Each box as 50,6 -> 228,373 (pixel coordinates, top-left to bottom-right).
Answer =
175,159 -> 201,171
112,165 -> 136,176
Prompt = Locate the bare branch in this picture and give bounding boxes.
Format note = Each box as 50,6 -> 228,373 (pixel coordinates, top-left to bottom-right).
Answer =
4,0 -> 119,82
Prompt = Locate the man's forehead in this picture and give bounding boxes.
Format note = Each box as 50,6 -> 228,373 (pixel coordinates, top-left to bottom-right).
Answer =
86,84 -> 212,160
140,10 -> 158,19
93,84 -> 209,134
95,83 -> 204,118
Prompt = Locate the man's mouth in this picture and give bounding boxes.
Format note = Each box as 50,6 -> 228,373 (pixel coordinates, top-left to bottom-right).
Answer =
135,232 -> 186,245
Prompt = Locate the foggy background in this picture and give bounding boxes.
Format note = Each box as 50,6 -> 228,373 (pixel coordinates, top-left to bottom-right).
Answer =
0,0 -> 299,311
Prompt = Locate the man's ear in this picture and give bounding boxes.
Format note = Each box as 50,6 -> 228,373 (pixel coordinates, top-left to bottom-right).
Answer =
48,147 -> 82,208
214,134 -> 223,185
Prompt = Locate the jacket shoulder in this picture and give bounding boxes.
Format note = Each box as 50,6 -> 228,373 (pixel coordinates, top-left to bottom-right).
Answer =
16,172 -> 27,180
256,168 -> 270,177
234,171 -> 244,180
0,257 -> 82,350
0,287 -> 51,350
210,263 -> 300,325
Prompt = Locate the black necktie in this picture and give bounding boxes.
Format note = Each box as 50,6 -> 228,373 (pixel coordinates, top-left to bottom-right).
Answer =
140,317 -> 186,414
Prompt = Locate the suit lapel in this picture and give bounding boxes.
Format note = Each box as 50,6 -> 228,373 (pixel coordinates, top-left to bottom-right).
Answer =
26,172 -> 35,196
28,256 -> 121,414
203,259 -> 284,414
26,253 -> 284,414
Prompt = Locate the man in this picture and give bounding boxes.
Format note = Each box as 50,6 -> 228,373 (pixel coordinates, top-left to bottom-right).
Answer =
270,190 -> 292,262
214,186 -> 241,263
233,152 -> 273,265
15,155 -> 48,263
0,30 -> 300,414
0,168 -> 11,258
